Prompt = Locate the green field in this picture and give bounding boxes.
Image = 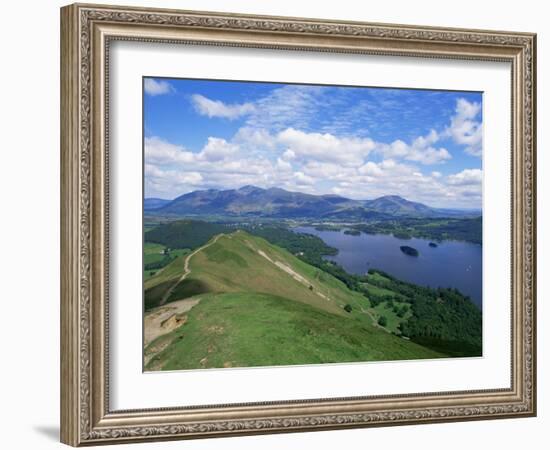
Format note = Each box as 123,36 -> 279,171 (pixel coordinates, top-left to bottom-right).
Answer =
144,230 -> 449,370
143,243 -> 189,281
144,242 -> 166,264
146,292 -> 442,371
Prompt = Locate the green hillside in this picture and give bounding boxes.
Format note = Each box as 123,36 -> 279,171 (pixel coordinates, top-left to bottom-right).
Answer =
147,292 -> 442,370
144,252 -> 192,310
144,230 -> 445,370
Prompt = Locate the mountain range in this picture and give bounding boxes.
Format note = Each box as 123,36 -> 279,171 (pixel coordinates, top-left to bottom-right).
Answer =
144,185 -> 479,219
143,198 -> 171,210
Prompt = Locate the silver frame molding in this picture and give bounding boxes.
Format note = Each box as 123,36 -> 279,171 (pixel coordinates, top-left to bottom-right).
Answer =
60,3 -> 536,446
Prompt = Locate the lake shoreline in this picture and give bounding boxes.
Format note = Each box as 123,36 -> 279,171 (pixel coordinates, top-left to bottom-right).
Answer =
293,226 -> 482,308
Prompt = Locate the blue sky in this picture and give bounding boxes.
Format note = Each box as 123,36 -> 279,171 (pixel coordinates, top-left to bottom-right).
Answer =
144,77 -> 483,208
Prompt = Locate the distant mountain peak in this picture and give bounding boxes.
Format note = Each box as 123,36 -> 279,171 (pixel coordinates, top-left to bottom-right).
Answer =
377,194 -> 405,200
363,195 -> 432,215
238,185 -> 265,194
149,186 -> 474,219
143,197 -> 172,210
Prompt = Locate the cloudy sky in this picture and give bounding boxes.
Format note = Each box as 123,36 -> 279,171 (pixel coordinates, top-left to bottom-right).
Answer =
143,77 -> 483,208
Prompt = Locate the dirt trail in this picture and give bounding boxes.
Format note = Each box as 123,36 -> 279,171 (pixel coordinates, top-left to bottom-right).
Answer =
159,234 -> 223,306
360,306 -> 391,333
252,245 -> 332,303
143,297 -> 202,366
144,298 -> 202,346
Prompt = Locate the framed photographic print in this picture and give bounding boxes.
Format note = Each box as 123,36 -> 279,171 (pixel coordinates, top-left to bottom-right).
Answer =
60,3 -> 537,446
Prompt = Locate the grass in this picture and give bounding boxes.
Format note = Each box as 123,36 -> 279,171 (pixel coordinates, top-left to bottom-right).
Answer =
144,280 -> 176,311
144,242 -> 167,265
362,282 -> 401,298
143,243 -> 189,281
167,279 -> 211,302
144,243 -> 167,281
367,271 -> 392,284
144,270 -> 157,281
370,301 -> 412,334
146,292 -> 444,371
144,253 -> 189,310
410,337 -> 482,357
202,244 -> 249,268
185,231 -> 369,317
144,230 -> 453,369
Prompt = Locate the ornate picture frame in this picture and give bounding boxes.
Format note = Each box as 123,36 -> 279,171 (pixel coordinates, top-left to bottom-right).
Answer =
60,3 -> 536,446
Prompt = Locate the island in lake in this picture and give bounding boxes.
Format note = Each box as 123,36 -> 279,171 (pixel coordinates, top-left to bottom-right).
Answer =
429,242 -> 438,248
344,229 -> 361,236
400,245 -> 419,257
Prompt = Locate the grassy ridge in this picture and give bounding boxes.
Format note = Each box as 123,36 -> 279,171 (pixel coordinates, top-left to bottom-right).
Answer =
144,231 -> 357,315
243,225 -> 338,262
144,226 -> 481,370
144,254 -> 190,310
242,226 -> 480,354
146,292 -> 443,371
144,230 -> 448,370
182,231 -> 367,317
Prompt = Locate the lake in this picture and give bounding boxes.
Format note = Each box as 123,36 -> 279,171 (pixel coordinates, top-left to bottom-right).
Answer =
293,227 -> 482,308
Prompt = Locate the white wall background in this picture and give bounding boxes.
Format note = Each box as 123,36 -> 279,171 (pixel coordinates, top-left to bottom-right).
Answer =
0,0 -> 546,448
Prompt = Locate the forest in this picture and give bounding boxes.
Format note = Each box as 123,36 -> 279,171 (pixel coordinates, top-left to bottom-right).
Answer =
366,269 -> 482,354
349,216 -> 482,244
145,220 -> 228,249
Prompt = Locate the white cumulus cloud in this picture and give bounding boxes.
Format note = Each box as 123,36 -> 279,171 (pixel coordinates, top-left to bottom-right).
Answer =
197,137 -> 239,162
447,168 -> 483,186
191,94 -> 255,120
144,137 -> 195,165
144,79 -> 174,96
277,128 -> 375,167
145,88 -> 483,207
293,171 -> 315,185
445,98 -> 483,157
375,129 -> 451,165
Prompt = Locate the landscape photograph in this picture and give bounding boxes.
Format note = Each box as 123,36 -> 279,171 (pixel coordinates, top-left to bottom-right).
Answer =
142,77 -> 483,372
